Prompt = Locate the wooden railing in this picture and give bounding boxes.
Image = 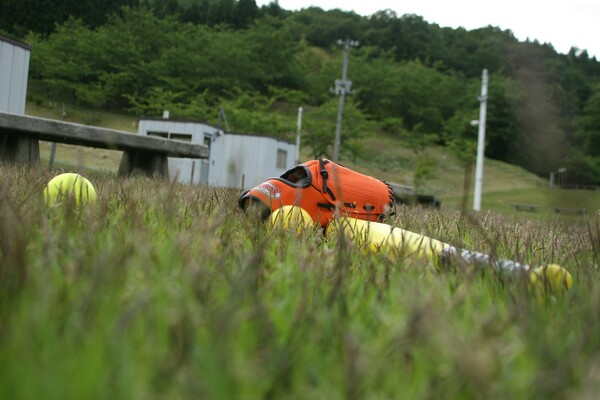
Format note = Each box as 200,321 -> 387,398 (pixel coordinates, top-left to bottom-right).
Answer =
0,112 -> 208,177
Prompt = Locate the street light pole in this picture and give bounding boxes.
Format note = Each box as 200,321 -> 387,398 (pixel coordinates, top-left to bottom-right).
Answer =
473,68 -> 489,212
295,106 -> 303,164
333,39 -> 358,163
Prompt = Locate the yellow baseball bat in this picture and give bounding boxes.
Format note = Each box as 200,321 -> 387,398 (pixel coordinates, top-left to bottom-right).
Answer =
325,216 -> 573,294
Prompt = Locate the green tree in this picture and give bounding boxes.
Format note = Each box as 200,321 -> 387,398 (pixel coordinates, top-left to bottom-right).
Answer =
353,53 -> 467,134
243,19 -> 303,91
27,8 -> 304,110
206,0 -> 235,26
0,0 -> 139,35
233,0 -> 258,28
563,151 -> 600,185
143,0 -> 181,18
303,98 -> 374,161
26,18 -> 99,102
128,87 -> 215,120
363,13 -> 444,63
438,26 -> 519,77
180,0 -> 211,24
483,74 -> 523,162
575,83 -> 600,156
294,43 -> 338,105
217,89 -> 294,135
260,0 -> 285,18
281,7 -> 365,49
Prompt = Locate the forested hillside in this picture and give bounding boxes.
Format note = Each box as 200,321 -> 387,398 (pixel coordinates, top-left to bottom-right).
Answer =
2,0 -> 600,184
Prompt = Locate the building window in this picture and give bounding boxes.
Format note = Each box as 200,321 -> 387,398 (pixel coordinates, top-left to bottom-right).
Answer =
147,131 -> 168,139
147,131 -> 192,142
170,133 -> 192,143
276,149 -> 287,169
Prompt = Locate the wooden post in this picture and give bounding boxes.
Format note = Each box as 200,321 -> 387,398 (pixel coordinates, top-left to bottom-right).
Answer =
0,131 -> 40,164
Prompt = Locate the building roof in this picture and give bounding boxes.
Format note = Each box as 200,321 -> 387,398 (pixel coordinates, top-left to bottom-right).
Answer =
0,34 -> 31,51
138,116 -> 295,145
139,116 -> 221,129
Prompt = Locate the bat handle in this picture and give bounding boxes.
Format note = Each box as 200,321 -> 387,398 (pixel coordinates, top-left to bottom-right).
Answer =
439,246 -> 530,272
439,248 -> 573,293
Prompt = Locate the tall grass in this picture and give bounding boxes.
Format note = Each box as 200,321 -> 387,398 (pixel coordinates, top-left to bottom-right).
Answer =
0,165 -> 599,399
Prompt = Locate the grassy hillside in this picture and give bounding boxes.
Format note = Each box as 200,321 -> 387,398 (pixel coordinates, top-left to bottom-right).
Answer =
25,101 -> 599,218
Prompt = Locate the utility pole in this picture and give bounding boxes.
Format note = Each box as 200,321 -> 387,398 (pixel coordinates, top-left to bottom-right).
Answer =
333,39 -> 359,163
473,68 -> 489,212
295,107 -> 303,164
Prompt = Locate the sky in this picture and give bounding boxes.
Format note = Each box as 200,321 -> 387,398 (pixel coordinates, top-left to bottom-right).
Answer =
256,0 -> 599,59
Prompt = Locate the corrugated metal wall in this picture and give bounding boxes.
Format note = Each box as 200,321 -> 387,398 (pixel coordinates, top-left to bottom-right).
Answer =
208,134 -> 296,189
0,36 -> 30,114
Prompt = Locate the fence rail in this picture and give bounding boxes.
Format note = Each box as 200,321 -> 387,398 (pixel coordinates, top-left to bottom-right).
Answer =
0,112 -> 208,177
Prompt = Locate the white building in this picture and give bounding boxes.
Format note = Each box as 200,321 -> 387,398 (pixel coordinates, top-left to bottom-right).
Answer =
138,117 -> 297,189
0,35 -> 30,114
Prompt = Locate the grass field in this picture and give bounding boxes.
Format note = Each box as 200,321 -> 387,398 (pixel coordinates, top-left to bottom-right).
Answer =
1,165 -> 599,399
